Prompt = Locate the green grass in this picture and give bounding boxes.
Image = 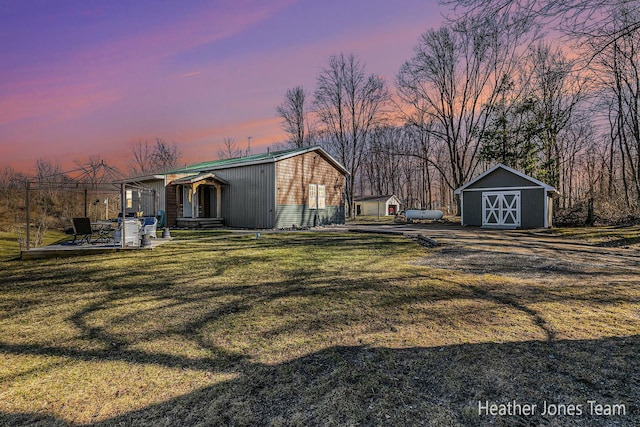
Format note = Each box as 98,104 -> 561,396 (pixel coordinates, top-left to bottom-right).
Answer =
348,215 -> 398,223
0,229 -> 69,261
0,232 -> 639,426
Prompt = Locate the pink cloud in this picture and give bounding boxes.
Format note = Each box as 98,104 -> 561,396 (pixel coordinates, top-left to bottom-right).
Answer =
1,0 -> 443,175
2,0 -> 293,120
69,1 -> 294,76
179,72 -> 202,78
0,82 -> 123,126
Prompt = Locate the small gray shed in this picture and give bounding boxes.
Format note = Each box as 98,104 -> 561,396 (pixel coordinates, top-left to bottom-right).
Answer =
455,164 -> 558,229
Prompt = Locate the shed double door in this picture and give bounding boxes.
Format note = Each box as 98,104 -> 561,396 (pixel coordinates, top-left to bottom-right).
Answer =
482,191 -> 521,228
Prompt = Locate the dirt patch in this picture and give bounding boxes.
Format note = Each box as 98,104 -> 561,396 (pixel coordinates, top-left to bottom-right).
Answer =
419,245 -> 607,279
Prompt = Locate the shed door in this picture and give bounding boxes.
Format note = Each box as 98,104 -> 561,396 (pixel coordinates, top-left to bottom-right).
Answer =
482,191 -> 520,227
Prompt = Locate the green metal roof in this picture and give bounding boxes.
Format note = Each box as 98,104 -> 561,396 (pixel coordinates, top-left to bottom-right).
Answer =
168,146 -> 348,175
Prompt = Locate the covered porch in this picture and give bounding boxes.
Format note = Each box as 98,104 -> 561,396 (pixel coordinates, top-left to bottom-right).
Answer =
171,172 -> 228,228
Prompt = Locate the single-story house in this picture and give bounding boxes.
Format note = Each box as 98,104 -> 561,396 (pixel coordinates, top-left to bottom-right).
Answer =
122,146 -> 348,229
353,195 -> 401,216
455,164 -> 558,229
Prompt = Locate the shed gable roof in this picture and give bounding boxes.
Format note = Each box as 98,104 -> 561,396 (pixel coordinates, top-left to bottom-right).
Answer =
454,164 -> 558,194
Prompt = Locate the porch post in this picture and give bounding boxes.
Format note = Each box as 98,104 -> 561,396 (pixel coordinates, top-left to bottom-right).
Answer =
25,180 -> 30,251
216,184 -> 222,218
176,185 -> 180,220
191,183 -> 197,218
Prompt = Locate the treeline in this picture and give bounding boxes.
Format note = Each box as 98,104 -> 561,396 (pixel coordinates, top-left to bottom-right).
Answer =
276,0 -> 640,223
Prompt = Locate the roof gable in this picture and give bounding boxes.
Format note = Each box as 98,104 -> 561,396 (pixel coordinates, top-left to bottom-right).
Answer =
455,164 -> 558,194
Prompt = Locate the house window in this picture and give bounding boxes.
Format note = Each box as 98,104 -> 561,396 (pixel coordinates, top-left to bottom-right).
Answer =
308,184 -> 326,210
126,190 -> 133,209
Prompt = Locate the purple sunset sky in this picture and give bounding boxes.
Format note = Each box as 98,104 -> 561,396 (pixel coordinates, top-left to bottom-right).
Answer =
1,0 -> 445,173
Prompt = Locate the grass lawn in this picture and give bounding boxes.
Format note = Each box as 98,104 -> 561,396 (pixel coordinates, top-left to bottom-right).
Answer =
0,230 -> 69,262
0,231 -> 638,426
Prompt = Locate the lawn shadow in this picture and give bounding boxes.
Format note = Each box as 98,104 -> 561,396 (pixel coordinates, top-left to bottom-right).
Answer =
2,231 -> 639,426
3,336 -> 638,426
595,236 -> 640,248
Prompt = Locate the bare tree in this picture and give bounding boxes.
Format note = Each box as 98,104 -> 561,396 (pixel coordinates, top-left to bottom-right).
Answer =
32,158 -> 64,245
447,0 -> 640,222
313,53 -> 389,218
444,0 -> 640,51
397,12 -> 536,212
0,166 -> 18,206
35,158 -> 63,201
129,138 -> 182,174
151,138 -> 182,172
129,139 -> 152,175
606,21 -> 640,209
480,42 -> 586,188
277,86 -> 314,148
528,42 -> 586,189
217,137 -> 242,159
0,165 -> 27,229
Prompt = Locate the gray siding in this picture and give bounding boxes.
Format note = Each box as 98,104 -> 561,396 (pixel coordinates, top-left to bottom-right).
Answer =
215,164 -> 276,228
520,188 -> 546,228
461,191 -> 482,226
129,179 -> 165,216
462,187 -> 546,228
467,168 -> 537,189
275,205 -> 345,228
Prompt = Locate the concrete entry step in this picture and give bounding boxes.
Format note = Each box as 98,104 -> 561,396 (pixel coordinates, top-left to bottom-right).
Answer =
176,218 -> 224,228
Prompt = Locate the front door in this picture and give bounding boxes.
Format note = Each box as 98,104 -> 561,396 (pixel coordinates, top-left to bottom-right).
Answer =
209,187 -> 217,218
482,191 -> 520,228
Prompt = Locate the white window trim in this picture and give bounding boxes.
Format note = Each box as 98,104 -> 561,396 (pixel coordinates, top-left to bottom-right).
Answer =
317,184 -> 326,210
308,183 -> 326,210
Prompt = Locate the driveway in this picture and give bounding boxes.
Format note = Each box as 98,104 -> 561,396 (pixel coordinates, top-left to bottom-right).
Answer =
345,223 -> 640,281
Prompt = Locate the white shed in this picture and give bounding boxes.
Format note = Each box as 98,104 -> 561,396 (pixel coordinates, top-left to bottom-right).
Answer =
354,195 -> 401,216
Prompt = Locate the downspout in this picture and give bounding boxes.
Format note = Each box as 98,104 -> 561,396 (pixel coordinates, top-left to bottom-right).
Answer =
459,191 -> 464,226
273,161 -> 278,228
25,180 -> 30,251
544,190 -> 549,228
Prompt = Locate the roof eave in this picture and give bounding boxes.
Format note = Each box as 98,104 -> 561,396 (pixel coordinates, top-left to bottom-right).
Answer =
113,174 -> 166,184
